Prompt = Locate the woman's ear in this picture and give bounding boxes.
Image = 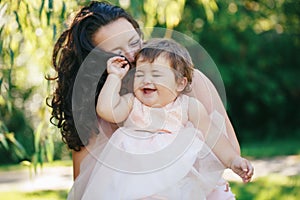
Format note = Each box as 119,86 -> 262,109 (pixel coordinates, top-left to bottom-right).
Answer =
176,77 -> 188,92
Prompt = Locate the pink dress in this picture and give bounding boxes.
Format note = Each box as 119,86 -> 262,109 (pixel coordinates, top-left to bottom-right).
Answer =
68,95 -> 235,199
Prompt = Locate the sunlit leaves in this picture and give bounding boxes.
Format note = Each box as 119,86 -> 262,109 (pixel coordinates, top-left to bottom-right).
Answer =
0,121 -> 9,150
198,0 -> 218,22
143,0 -> 186,29
5,132 -> 28,159
0,0 -> 77,165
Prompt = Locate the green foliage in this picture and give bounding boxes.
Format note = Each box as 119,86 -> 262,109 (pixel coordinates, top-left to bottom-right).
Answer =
176,0 -> 300,142
0,0 -> 73,165
0,105 -> 32,163
242,139 -> 300,158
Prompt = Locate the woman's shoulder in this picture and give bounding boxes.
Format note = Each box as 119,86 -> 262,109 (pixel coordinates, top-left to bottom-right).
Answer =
191,69 -> 212,89
185,69 -> 221,113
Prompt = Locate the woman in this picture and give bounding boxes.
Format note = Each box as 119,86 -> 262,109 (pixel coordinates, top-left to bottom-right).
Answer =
48,1 -> 241,199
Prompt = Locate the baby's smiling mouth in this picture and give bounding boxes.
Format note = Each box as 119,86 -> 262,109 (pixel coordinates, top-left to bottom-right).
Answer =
143,88 -> 157,94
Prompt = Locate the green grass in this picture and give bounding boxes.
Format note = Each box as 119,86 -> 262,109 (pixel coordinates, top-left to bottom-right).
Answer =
231,174 -> 300,200
0,160 -> 72,172
0,190 -> 68,200
241,139 -> 300,158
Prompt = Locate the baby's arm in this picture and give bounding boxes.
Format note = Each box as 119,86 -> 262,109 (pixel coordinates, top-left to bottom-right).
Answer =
188,97 -> 253,183
96,56 -> 134,123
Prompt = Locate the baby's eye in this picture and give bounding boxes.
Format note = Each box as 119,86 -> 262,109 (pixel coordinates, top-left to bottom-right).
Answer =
152,74 -> 162,77
135,74 -> 144,78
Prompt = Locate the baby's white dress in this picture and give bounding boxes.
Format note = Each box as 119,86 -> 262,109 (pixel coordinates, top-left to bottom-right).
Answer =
68,94 -> 227,200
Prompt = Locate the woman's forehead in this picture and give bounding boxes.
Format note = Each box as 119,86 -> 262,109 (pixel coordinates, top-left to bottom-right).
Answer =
92,18 -> 139,51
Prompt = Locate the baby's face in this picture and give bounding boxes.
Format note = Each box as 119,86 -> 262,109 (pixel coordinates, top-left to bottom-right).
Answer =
133,55 -> 183,107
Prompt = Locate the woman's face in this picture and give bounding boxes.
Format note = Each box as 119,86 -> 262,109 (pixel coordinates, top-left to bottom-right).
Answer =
92,18 -> 142,64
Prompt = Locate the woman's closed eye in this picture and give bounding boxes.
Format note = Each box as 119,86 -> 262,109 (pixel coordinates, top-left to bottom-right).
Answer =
112,49 -> 123,55
129,39 -> 140,47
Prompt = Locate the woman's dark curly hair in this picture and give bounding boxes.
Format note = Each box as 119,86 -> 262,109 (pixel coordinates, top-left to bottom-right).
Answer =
47,1 -> 141,151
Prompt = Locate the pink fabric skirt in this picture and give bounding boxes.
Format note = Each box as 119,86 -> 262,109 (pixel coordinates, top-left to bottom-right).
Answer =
68,112 -> 235,199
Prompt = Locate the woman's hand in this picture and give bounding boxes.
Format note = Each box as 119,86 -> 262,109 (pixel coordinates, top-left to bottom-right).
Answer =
107,56 -> 130,79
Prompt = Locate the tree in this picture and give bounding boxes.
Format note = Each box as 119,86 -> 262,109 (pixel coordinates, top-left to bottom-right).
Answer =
0,0 -> 75,165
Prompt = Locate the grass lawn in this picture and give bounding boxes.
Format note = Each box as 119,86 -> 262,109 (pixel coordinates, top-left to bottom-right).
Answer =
0,159 -> 72,171
231,174 -> 300,200
0,190 -> 68,200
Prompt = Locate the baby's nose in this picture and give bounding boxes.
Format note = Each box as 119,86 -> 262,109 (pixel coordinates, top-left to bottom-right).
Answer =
143,74 -> 152,83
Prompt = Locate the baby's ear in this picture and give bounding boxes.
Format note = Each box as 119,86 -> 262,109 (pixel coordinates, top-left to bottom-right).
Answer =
176,77 -> 188,92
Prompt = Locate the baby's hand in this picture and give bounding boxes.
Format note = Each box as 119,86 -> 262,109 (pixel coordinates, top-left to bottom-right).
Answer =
230,156 -> 254,183
107,56 -> 130,79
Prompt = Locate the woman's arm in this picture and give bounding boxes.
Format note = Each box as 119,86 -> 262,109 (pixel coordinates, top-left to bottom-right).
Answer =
186,69 -> 240,154
188,97 -> 236,167
188,98 -> 253,182
72,148 -> 88,180
72,119 -> 118,180
72,132 -> 98,179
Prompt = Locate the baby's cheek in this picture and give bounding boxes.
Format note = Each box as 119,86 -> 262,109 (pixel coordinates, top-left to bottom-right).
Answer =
133,82 -> 140,93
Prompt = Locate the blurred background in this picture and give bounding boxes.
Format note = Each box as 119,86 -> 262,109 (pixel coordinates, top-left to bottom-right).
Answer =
0,0 -> 299,199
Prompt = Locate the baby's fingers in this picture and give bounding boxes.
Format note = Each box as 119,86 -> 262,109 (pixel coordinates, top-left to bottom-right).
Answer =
123,63 -> 130,72
107,56 -> 129,76
107,56 -> 127,67
241,159 -> 254,182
